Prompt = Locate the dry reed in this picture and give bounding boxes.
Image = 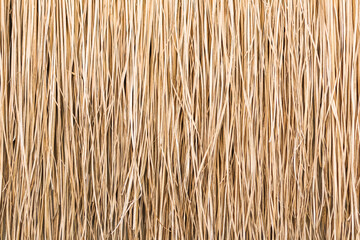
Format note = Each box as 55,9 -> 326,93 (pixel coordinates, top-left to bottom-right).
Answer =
0,0 -> 360,239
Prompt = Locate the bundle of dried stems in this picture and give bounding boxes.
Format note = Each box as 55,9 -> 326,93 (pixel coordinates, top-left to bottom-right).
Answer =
0,0 -> 360,239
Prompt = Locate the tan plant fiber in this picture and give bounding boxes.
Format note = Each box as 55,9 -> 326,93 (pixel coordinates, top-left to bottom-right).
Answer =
0,0 -> 360,239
